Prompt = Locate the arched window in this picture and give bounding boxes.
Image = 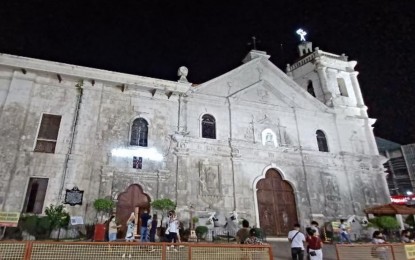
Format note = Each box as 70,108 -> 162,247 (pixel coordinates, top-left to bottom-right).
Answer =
130,118 -> 148,147
201,114 -> 216,139
316,130 -> 329,152
307,80 -> 316,97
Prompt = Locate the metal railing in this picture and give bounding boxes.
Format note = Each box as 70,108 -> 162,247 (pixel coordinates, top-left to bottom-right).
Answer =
336,243 -> 408,260
0,241 -> 273,260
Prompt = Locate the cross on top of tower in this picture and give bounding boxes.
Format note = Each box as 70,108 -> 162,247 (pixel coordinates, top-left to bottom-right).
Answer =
248,36 -> 261,50
296,29 -> 307,42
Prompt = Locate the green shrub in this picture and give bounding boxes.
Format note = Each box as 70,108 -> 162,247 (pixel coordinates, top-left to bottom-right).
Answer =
405,215 -> 415,227
369,216 -> 400,231
195,226 -> 208,238
45,204 -> 70,240
19,215 -> 51,239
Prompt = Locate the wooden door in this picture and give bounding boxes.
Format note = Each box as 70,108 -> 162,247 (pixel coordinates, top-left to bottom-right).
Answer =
257,169 -> 298,236
116,184 -> 150,238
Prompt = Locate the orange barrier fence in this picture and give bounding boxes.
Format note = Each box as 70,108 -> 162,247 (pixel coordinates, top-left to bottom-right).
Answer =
0,241 -> 273,260
336,243 -> 410,260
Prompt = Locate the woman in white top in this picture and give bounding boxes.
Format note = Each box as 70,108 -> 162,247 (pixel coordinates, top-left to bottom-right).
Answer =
125,212 -> 136,242
167,211 -> 179,243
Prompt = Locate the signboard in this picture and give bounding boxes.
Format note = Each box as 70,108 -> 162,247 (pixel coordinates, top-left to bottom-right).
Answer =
64,186 -> 84,206
391,195 -> 415,205
330,221 -> 350,233
405,244 -> 415,260
0,212 -> 20,227
70,216 -> 84,225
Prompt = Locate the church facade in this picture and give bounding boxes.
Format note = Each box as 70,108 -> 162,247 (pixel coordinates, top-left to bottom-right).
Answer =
0,42 -> 389,236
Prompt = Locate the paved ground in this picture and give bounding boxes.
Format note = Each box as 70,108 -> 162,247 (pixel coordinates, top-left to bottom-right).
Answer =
269,241 -> 337,260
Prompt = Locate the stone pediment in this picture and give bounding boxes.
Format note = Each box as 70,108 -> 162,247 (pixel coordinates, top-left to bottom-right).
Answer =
192,57 -> 329,112
229,80 -> 294,108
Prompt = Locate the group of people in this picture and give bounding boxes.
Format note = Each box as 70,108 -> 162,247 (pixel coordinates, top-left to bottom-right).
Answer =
235,219 -> 265,245
108,209 -> 181,247
288,221 -> 323,260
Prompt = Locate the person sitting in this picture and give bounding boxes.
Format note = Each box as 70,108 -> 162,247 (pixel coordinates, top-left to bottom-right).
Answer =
244,228 -> 263,245
236,219 -> 250,244
372,231 -> 388,260
401,230 -> 414,243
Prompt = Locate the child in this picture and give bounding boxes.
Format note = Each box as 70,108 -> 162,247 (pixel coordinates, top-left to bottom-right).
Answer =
125,212 -> 135,242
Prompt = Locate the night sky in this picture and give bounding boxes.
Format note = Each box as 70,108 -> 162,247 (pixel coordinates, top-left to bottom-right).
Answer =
1,1 -> 414,144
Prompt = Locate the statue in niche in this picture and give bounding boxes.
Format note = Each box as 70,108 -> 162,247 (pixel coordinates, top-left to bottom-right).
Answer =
266,133 -> 273,144
261,129 -> 277,147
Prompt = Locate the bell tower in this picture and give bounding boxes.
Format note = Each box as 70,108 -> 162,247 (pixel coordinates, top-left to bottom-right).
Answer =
286,34 -> 368,117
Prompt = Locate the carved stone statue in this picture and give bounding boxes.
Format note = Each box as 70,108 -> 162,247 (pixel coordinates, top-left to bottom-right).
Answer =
178,66 -> 189,83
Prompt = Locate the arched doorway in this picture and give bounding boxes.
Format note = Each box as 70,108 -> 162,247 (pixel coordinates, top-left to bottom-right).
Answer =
116,184 -> 151,238
256,169 -> 298,236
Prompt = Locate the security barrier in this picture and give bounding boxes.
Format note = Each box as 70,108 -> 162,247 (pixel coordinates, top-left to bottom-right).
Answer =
0,241 -> 273,260
0,242 -> 27,259
336,243 -> 409,260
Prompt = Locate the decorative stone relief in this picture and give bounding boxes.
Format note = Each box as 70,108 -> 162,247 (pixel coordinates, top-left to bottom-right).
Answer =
199,159 -> 221,196
256,115 -> 288,146
321,174 -> 340,202
257,88 -> 269,102
177,66 -> 189,83
244,115 -> 255,142
363,186 -> 376,205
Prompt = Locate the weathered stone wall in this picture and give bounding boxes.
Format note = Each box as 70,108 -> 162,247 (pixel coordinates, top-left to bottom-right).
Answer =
0,52 -> 389,229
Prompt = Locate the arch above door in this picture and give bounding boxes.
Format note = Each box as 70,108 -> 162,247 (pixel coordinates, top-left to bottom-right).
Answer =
116,184 -> 151,238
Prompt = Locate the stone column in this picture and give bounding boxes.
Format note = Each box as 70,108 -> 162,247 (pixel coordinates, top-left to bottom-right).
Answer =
396,214 -> 404,230
178,95 -> 188,134
316,65 -> 334,105
350,72 -> 368,117
172,134 -> 189,208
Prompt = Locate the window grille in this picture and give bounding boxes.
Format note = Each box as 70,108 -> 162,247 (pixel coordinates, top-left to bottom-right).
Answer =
316,130 -> 329,152
130,118 -> 148,147
201,114 -> 216,139
34,114 -> 61,153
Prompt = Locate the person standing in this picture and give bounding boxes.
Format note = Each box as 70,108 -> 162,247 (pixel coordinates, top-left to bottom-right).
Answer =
108,216 -> 121,242
140,209 -> 151,242
310,221 -> 320,237
338,219 -> 351,244
149,214 -> 158,242
125,212 -> 136,242
306,229 -> 323,260
288,223 -> 306,260
167,210 -> 179,251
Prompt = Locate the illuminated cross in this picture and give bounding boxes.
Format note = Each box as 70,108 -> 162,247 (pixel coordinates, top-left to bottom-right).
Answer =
248,36 -> 260,50
296,29 -> 307,42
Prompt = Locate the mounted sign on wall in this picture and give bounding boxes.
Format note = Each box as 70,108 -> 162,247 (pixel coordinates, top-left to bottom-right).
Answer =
64,186 -> 84,206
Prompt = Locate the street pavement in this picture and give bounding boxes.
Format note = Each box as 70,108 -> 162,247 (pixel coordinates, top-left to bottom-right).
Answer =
269,241 -> 337,260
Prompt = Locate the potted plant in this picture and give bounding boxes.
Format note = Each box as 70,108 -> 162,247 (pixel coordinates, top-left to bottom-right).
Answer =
195,226 -> 209,240
45,204 -> 70,241
93,198 -> 114,241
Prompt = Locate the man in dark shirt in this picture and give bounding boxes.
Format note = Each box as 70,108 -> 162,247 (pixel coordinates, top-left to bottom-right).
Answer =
140,209 -> 151,242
